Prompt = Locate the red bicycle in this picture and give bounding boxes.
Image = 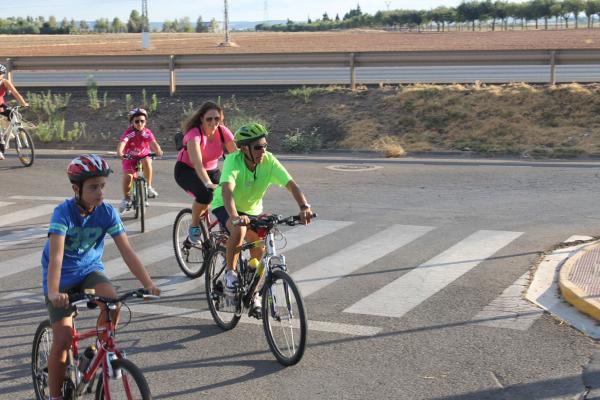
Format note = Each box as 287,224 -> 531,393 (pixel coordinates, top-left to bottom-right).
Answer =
172,208 -> 226,278
31,288 -> 159,400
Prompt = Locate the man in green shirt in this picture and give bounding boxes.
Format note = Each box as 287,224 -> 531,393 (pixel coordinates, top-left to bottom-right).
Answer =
211,123 -> 313,315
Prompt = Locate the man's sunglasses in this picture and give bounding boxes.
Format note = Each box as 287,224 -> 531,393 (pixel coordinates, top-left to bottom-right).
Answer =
205,116 -> 221,122
252,143 -> 268,151
133,119 -> 146,124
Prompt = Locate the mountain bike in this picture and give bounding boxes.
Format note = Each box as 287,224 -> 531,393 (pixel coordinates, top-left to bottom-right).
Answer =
122,153 -> 155,233
172,208 -> 226,278
205,213 -> 316,366
0,105 -> 34,167
32,288 -> 159,400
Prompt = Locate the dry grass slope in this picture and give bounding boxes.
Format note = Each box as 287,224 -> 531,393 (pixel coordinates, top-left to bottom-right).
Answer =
284,82 -> 600,158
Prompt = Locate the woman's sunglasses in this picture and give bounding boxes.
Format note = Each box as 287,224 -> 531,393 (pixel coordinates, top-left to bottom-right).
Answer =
133,119 -> 146,124
252,143 -> 268,151
205,116 -> 221,122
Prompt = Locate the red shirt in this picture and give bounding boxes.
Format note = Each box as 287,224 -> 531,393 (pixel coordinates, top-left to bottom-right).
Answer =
119,127 -> 155,157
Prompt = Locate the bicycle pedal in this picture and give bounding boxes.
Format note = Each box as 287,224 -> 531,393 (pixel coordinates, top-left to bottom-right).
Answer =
248,307 -> 262,320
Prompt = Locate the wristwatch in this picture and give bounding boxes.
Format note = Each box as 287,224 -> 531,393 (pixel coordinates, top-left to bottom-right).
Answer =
300,203 -> 311,210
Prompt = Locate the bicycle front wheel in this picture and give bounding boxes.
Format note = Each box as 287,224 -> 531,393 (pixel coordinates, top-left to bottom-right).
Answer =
95,358 -> 151,400
172,208 -> 210,278
262,269 -> 307,366
15,127 -> 35,167
205,246 -> 241,330
32,319 -> 52,400
137,180 -> 146,233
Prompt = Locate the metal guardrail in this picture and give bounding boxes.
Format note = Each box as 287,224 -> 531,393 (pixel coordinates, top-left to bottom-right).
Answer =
5,49 -> 600,94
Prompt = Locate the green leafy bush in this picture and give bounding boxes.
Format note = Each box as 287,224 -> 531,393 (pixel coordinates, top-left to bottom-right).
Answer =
281,127 -> 322,153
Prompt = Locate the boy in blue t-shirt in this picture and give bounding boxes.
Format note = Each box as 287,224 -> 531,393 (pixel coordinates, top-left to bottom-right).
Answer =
42,154 -> 160,400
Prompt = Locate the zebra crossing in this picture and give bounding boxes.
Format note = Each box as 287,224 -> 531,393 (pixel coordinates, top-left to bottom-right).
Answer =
0,195 -> 551,336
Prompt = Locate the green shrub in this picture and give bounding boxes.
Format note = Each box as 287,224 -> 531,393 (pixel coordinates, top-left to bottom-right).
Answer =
33,117 -> 86,142
125,94 -> 133,113
182,101 -> 195,117
149,94 -> 158,114
287,86 -> 329,103
27,91 -> 70,115
86,76 -> 99,110
281,127 -> 322,153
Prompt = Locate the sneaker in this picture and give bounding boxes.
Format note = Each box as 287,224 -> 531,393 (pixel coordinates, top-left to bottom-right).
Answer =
188,226 -> 202,245
118,198 -> 130,214
224,269 -> 238,293
147,186 -> 158,198
0,151 -> 4,161
249,294 -> 262,319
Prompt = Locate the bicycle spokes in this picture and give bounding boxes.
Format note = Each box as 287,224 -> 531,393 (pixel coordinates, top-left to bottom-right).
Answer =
262,270 -> 307,366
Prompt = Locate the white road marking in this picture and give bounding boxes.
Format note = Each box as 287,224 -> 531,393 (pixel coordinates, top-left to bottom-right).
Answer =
280,220 -> 354,252
345,230 -> 523,318
472,272 -> 543,330
0,204 -> 56,228
140,220 -> 355,298
526,235 -> 600,339
0,225 -> 48,250
0,212 -> 178,279
0,289 -> 382,336
292,224 -> 435,298
0,201 -> 14,208
2,291 -> 45,304
129,303 -> 382,336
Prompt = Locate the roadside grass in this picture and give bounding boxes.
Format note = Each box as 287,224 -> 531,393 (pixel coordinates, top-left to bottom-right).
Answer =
287,85 -> 344,103
337,81 -> 600,157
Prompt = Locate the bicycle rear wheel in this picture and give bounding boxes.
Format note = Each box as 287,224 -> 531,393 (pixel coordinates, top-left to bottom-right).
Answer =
137,180 -> 146,233
262,269 -> 307,366
172,208 -> 211,278
95,358 -> 151,400
15,127 -> 35,167
32,319 -> 52,400
205,246 -> 241,330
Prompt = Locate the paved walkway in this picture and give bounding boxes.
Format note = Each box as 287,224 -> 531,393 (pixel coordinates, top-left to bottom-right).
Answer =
560,241 -> 600,322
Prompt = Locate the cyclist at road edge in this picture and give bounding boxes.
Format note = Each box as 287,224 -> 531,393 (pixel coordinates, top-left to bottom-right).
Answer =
0,63 -> 29,160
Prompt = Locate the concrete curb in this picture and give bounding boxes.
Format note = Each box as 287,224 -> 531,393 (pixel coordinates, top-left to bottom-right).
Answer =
559,241 -> 600,322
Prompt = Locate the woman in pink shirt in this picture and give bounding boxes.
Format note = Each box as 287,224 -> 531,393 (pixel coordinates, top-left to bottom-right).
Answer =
116,108 -> 164,213
174,101 -> 237,244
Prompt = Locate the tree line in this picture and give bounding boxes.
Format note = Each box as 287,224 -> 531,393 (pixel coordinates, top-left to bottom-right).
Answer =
0,10 -> 218,34
256,0 -> 600,32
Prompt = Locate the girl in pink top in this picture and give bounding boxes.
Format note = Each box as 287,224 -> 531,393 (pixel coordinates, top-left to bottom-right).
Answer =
174,101 -> 237,244
0,63 -> 29,160
116,108 -> 164,213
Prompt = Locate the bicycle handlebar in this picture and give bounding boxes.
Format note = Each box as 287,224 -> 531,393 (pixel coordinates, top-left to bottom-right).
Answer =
69,288 -> 159,307
123,152 -> 157,161
233,213 -> 318,229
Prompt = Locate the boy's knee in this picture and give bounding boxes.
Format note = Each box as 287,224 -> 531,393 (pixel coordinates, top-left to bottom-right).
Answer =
52,326 -> 73,350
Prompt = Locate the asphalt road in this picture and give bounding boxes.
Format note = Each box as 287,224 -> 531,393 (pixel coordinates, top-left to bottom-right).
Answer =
1,152 -> 600,399
12,65 -> 600,87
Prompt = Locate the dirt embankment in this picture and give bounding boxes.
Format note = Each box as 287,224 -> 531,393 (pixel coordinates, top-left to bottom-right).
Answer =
19,82 -> 600,159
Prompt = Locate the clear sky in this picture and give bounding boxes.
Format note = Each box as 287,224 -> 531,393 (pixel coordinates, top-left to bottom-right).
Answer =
6,0 -> 476,22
